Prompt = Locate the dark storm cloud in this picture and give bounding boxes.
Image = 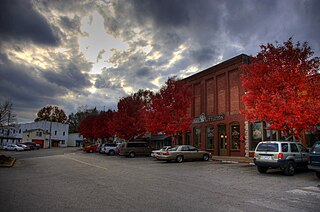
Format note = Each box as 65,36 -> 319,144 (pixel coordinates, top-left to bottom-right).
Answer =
131,0 -> 190,27
0,0 -> 60,46
0,53 -> 64,111
41,63 -> 92,92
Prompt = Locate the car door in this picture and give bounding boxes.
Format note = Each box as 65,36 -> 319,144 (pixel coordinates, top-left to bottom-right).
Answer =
290,143 -> 302,165
181,146 -> 191,160
188,146 -> 200,160
297,143 -> 309,165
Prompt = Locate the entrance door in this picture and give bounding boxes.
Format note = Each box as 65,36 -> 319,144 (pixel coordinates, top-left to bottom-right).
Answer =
218,125 -> 227,156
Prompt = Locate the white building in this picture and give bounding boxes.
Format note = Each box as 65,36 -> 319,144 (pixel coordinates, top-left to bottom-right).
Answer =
68,133 -> 83,147
18,121 -> 69,148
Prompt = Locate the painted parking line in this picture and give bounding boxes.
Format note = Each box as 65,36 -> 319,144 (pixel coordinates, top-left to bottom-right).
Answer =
63,155 -> 109,171
286,186 -> 320,198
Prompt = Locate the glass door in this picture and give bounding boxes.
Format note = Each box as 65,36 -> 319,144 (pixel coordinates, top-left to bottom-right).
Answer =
218,124 -> 227,156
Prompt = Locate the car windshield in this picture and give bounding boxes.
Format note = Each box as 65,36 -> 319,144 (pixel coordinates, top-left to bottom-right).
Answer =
168,146 -> 178,151
256,143 -> 279,152
311,143 -> 320,154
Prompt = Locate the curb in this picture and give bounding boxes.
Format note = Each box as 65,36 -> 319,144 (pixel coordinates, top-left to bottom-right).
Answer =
0,157 -> 16,168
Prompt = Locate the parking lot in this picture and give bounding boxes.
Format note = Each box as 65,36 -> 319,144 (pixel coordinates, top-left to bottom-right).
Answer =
0,148 -> 319,212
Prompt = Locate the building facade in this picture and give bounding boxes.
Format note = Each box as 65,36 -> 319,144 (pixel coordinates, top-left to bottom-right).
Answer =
182,54 -> 249,157
19,121 -> 69,148
68,133 -> 84,147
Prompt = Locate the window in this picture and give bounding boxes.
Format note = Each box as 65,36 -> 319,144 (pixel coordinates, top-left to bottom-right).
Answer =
61,141 -> 65,145
181,146 -> 189,151
256,143 -> 278,152
193,128 -> 201,148
19,129 -> 21,134
36,131 -> 42,137
185,133 -> 191,145
281,143 -> 288,152
265,123 -> 276,141
230,123 -> 240,150
54,131 -> 57,135
250,122 -> 262,151
206,126 -> 214,149
290,143 -> 299,152
63,132 -> 65,136
298,144 -> 308,153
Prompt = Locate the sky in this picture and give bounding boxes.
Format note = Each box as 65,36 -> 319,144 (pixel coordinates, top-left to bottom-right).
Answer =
0,0 -> 320,123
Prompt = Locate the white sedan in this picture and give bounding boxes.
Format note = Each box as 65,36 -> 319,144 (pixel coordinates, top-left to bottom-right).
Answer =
3,144 -> 24,151
151,146 -> 171,158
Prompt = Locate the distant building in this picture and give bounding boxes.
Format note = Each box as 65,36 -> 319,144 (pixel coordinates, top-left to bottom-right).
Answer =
68,133 -> 83,147
0,125 -> 21,147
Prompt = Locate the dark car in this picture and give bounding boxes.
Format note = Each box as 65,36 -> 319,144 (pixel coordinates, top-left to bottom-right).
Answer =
308,141 -> 320,179
21,142 -> 40,150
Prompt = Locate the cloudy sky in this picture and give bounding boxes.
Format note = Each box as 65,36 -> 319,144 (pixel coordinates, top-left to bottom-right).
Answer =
0,0 -> 319,123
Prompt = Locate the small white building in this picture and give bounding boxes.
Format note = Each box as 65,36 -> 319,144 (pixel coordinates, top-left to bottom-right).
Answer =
17,121 -> 69,148
68,133 -> 83,147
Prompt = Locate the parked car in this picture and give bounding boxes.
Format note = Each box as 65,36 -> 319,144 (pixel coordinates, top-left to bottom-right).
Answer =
253,141 -> 309,176
21,142 -> 40,150
156,145 -> 211,163
3,144 -> 24,151
17,143 -> 30,150
84,144 -> 99,153
151,146 -> 171,158
101,143 -> 118,156
118,142 -> 152,158
308,141 -> 320,179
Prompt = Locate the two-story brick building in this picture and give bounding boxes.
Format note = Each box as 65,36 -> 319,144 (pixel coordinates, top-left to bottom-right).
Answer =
181,54 -> 249,157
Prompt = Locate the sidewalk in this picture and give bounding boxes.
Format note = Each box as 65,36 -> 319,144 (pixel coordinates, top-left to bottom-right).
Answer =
211,156 -> 254,164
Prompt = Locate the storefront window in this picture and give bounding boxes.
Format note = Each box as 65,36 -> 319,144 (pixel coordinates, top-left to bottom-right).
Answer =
185,132 -> 191,145
265,123 -> 276,141
194,128 -> 201,148
250,122 -> 262,151
230,123 -> 240,150
206,126 -> 214,149
176,134 -> 183,145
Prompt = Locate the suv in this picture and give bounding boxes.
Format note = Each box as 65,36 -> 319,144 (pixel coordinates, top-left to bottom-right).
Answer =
253,141 -> 309,176
118,142 -> 152,158
308,141 -> 320,179
101,143 -> 118,156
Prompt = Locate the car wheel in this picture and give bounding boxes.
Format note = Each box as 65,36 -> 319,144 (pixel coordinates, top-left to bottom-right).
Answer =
15,148 -> 18,151
316,172 -> 320,179
129,152 -> 135,158
257,166 -> 268,173
109,150 -> 115,156
202,154 -> 209,161
176,155 -> 183,163
283,161 -> 295,176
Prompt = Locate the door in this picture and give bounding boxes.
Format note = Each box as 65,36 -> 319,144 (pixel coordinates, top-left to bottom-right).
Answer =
298,143 -> 309,165
218,124 -> 227,156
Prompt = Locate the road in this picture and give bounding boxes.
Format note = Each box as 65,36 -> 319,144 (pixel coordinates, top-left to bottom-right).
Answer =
0,148 -> 319,212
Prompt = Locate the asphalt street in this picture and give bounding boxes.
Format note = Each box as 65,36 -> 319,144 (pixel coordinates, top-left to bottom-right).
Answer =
0,148 -> 319,212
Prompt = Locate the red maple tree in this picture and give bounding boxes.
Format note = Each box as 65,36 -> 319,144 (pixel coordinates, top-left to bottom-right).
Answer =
78,115 -> 98,141
146,77 -> 192,135
241,38 -> 320,138
93,110 -> 115,141
113,90 -> 153,140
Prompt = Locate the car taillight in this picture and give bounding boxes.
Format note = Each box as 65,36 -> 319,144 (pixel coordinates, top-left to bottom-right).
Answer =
308,156 -> 310,162
278,153 -> 283,159
163,151 -> 170,155
253,152 -> 256,158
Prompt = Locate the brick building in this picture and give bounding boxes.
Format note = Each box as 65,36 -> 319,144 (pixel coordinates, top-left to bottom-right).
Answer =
181,54 -> 249,157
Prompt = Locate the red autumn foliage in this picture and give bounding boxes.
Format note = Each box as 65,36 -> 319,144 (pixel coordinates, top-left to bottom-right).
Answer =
146,77 -> 192,135
78,115 -> 98,140
113,90 -> 153,140
93,110 -> 115,141
241,38 -> 320,138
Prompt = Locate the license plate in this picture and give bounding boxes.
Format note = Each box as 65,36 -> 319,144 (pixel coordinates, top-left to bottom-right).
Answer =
262,156 -> 271,160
